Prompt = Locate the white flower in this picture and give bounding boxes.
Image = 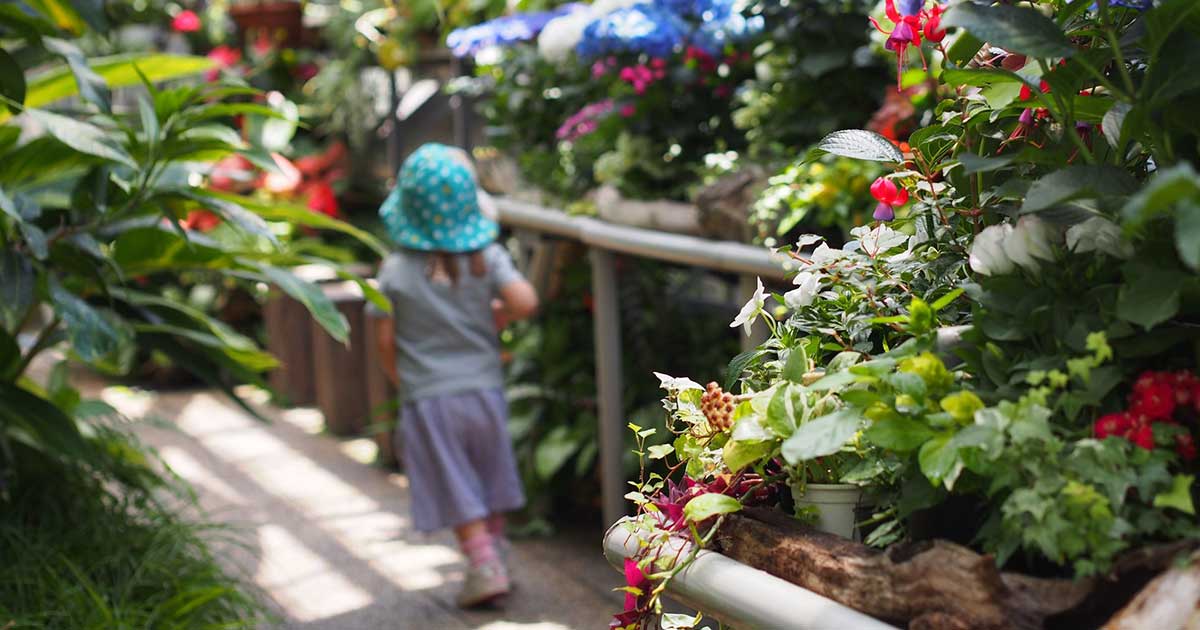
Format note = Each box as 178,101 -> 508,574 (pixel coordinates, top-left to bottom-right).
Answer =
1066,216 -> 1133,258
537,12 -> 592,62
784,271 -> 822,310
654,372 -> 703,392
1002,215 -> 1058,271
730,277 -> 766,336
810,242 -> 846,264
853,224 -> 908,255
968,223 -> 1015,276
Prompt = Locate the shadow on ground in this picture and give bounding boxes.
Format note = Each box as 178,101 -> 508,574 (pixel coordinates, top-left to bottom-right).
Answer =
99,386 -> 621,630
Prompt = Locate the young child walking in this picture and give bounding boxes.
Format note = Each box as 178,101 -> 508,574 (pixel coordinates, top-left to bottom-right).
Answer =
371,143 -> 538,607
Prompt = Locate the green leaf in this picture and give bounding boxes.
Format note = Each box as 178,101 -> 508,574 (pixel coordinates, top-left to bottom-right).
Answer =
918,433 -> 964,490
683,493 -> 741,523
765,383 -> 801,438
0,247 -> 33,331
204,191 -> 387,257
246,96 -> 299,152
647,444 -> 675,460
945,30 -> 984,66
42,37 -> 111,113
48,281 -> 122,362
0,381 -> 92,462
1020,165 -> 1138,215
22,0 -> 91,34
723,438 -> 773,472
1177,202 -> 1200,271
137,94 -> 159,150
958,153 -> 1016,175
0,328 -> 19,381
171,189 -> 276,245
0,48 -> 25,114
18,54 -> 213,116
931,288 -> 965,312
25,109 -> 136,168
780,408 -> 862,464
813,129 -> 903,163
534,424 -> 579,480
940,68 -> 1025,87
942,2 -> 1074,59
1116,263 -> 1185,330
865,417 -> 935,452
1101,102 -> 1132,149
724,348 -> 761,390
1121,163 -> 1200,227
806,370 -> 857,392
254,266 -> 349,344
1153,474 -> 1195,515
782,345 -> 808,383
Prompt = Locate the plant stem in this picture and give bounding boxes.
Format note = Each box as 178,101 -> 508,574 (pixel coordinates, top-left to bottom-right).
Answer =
12,316 -> 61,379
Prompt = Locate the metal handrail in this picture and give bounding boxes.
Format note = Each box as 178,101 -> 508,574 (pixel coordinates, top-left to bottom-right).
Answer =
603,519 -> 901,630
495,197 -> 794,280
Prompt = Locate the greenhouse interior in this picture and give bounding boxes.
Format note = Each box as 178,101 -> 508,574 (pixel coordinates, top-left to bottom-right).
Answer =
2,0 -> 1200,628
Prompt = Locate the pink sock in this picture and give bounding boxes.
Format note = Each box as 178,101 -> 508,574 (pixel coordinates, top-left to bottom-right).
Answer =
460,532 -> 500,567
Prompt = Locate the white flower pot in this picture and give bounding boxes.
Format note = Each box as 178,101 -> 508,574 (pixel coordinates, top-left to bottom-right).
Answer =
795,483 -> 863,540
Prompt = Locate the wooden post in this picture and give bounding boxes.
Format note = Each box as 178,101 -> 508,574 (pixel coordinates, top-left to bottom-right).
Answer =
311,281 -> 369,436
264,293 -> 316,406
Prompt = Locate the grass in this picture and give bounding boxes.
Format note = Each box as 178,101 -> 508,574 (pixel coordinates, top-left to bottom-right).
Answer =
0,440 -> 271,629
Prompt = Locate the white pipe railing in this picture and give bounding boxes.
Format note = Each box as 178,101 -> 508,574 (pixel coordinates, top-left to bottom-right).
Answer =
603,519 -> 901,630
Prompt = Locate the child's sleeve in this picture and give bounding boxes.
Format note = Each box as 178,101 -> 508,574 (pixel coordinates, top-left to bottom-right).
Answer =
365,253 -> 403,318
485,244 -> 525,294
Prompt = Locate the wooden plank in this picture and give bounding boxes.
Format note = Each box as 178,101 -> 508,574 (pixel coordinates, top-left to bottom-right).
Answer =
264,292 -> 316,406
362,311 -> 399,469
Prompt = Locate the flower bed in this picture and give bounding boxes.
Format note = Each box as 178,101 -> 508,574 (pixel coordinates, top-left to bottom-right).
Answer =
609,0 -> 1200,628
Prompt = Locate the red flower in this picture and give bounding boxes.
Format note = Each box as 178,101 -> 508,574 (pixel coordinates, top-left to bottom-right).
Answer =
1177,433 -> 1197,461
181,209 -> 221,232
870,0 -> 930,90
205,45 -> 242,82
172,10 -> 201,33
922,5 -> 945,43
1095,412 -> 1134,439
306,180 -> 340,218
1132,381 -> 1177,421
1131,422 -> 1155,450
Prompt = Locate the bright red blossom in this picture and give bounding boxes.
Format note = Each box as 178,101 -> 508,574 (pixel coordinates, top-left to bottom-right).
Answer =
869,176 -> 908,221
1132,381 -> 1177,420
172,10 -> 201,33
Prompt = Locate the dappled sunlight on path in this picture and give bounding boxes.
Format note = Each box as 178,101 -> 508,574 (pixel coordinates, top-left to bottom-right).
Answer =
97,385 -> 619,630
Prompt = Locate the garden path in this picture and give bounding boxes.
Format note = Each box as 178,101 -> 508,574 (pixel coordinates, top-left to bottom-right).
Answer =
97,384 -> 621,630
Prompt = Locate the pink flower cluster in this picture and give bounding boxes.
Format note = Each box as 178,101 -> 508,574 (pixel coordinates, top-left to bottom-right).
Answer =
555,99 -> 615,142
618,58 -> 667,94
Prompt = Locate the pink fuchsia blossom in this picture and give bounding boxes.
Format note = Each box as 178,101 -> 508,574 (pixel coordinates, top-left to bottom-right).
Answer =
869,176 -> 908,221
619,103 -> 636,117
870,0 -> 941,90
172,10 -> 201,33
592,60 -> 609,78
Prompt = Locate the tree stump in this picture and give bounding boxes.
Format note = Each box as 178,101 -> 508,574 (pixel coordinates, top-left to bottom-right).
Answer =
311,281 -> 368,436
713,508 -> 1199,630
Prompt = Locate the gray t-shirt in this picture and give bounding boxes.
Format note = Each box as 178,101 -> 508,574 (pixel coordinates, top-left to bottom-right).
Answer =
372,243 -> 524,401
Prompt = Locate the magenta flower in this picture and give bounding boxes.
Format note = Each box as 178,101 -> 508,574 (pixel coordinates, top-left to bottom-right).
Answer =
555,100 -> 615,142
870,176 -> 908,222
172,9 -> 201,33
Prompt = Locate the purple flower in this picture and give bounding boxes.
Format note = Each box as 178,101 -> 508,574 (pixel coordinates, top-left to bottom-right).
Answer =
897,0 -> 924,16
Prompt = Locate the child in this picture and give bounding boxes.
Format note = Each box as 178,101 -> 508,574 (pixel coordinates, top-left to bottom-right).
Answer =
371,143 -> 538,607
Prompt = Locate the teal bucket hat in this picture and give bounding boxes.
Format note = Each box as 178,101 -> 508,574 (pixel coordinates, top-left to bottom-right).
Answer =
379,143 -> 499,252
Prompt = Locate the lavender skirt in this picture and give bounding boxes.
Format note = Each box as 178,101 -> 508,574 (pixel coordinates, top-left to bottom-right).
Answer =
397,388 -> 526,532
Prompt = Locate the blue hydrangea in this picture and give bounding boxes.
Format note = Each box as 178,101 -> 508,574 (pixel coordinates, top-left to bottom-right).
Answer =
689,12 -> 764,54
1089,0 -> 1152,10
654,0 -> 733,21
447,4 -> 584,58
576,4 -> 686,59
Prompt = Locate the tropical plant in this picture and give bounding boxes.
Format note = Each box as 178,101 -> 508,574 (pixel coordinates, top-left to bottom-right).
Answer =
0,2 -> 384,623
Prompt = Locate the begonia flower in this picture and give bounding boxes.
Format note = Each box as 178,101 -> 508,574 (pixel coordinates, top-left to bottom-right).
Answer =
968,224 -> 1015,276
172,10 -> 201,33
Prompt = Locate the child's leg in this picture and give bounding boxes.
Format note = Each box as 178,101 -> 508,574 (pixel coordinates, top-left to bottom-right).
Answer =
486,513 -> 505,538
455,518 -> 500,567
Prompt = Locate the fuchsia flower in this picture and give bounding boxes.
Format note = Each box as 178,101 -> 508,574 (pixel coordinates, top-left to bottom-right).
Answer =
870,0 -> 946,90
555,99 -> 615,142
618,63 -> 664,94
619,103 -> 636,117
869,176 -> 908,221
172,9 -> 201,33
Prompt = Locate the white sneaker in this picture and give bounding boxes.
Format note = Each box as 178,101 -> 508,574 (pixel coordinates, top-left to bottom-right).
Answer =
456,561 -> 510,608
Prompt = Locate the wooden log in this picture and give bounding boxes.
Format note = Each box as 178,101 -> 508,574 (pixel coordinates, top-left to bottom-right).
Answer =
714,508 -> 1093,630
1102,551 -> 1200,630
311,281 -> 369,436
264,293 -> 316,406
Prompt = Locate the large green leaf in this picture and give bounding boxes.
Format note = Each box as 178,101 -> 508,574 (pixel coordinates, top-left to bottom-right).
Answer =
201,190 -> 388,257
26,109 -> 136,168
0,328 -> 19,381
22,0 -> 93,34
0,136 -> 99,188
48,280 -> 123,362
1116,263 -> 1186,330
1121,163 -> 1200,226
683,492 -> 741,523
1020,165 -> 1138,215
133,323 -> 278,372
723,438 -> 774,473
19,54 -> 213,114
865,416 -> 935,453
813,129 -> 903,163
942,2 -> 1074,59
110,227 -> 233,272
780,408 -> 862,464
253,266 -> 349,344
918,432 -> 964,490
534,424 -> 579,480
0,381 -> 92,462
169,189 -> 277,246
42,37 -> 110,113
0,247 -> 33,332
1177,202 -> 1200,271
0,47 -> 25,113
